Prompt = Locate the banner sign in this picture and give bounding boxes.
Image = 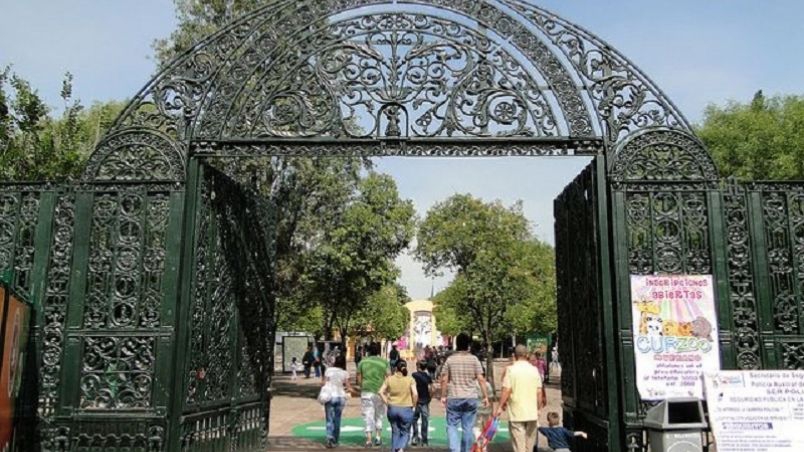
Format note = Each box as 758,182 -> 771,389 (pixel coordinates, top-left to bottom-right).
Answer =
0,288 -> 31,449
630,274 -> 720,400
704,371 -> 804,451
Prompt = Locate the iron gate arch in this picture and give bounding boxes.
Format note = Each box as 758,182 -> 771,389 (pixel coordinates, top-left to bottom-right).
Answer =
2,1 -> 802,451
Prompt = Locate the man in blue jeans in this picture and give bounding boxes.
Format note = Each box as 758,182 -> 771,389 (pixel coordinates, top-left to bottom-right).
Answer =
440,333 -> 489,452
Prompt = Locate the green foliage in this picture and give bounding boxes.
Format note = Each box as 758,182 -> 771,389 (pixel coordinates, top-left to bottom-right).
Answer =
416,194 -> 529,275
697,91 -> 804,180
351,284 -> 411,340
418,194 -> 556,389
0,67 -> 125,182
302,172 -> 416,339
154,0 -> 265,67
416,195 -> 555,343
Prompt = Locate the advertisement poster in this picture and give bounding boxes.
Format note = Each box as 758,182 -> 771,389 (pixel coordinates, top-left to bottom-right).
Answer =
0,289 -> 31,449
704,371 -> 804,451
526,334 -> 551,356
631,274 -> 720,400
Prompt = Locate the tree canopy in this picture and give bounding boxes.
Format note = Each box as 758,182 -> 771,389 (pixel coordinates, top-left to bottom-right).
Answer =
697,91 -> 804,180
0,68 -> 124,182
417,194 -> 556,389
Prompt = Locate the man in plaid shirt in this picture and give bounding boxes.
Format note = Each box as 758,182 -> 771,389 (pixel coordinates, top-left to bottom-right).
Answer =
440,333 -> 490,452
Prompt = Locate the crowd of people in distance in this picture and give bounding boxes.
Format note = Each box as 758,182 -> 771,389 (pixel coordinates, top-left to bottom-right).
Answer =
296,333 -> 583,452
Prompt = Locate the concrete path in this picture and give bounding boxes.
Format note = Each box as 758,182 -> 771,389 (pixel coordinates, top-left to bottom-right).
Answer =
267,360 -> 563,452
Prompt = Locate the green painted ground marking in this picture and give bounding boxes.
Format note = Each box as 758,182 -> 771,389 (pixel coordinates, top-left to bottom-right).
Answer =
292,416 -> 510,447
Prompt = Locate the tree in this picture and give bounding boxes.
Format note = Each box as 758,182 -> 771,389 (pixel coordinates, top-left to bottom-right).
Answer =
301,172 -> 416,342
697,91 -> 804,180
350,283 -> 411,341
0,67 -> 125,182
417,194 -> 555,390
154,0 -> 267,68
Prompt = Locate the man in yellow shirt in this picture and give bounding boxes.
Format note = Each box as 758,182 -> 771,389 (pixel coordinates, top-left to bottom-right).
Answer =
494,344 -> 546,452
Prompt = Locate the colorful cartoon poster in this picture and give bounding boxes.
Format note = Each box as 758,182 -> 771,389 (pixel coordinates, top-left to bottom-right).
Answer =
704,371 -> 804,451
0,288 -> 31,449
631,274 -> 720,400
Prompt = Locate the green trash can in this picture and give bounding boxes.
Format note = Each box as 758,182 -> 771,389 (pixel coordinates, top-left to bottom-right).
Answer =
643,398 -> 707,452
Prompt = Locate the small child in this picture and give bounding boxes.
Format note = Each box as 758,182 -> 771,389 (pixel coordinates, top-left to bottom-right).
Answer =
290,357 -> 299,381
473,377 -> 495,451
538,412 -> 588,452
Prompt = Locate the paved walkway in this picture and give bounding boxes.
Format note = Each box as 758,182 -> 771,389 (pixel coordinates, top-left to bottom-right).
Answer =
268,361 -> 563,451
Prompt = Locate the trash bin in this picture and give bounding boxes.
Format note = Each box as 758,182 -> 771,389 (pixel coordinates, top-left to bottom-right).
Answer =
643,398 -> 707,452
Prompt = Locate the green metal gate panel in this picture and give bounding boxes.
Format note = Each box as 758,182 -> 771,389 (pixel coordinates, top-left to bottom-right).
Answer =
611,173 -> 804,449
1,183 -> 185,451
172,161 -> 273,452
554,156 -> 619,452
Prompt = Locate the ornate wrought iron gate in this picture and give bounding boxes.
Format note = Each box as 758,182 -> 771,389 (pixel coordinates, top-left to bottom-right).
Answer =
554,157 -> 618,451
3,1 -> 804,451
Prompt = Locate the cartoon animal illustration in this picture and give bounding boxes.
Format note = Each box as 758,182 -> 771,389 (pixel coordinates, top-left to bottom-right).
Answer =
636,300 -> 663,336
663,319 -> 679,337
676,321 -> 693,337
642,313 -> 663,336
691,316 -> 713,341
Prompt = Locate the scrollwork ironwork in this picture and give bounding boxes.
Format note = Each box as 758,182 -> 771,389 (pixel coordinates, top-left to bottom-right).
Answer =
723,183 -> 761,369
781,341 -> 804,370
84,191 -> 170,330
761,191 -> 801,334
83,0 -> 702,181
79,336 -> 156,410
39,194 -> 76,429
623,190 -> 711,276
610,129 -> 718,183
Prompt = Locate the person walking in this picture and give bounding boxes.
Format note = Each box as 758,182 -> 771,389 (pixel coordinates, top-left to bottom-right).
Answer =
357,343 -> 390,448
314,344 -> 323,378
411,361 -> 434,446
494,345 -> 547,452
380,361 -> 418,452
389,345 -> 400,369
530,351 -> 547,381
291,357 -> 300,381
302,345 -> 315,379
322,355 -> 354,448
440,333 -> 489,452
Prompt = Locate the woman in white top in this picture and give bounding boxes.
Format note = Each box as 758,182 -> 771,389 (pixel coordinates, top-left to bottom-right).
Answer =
323,354 -> 353,448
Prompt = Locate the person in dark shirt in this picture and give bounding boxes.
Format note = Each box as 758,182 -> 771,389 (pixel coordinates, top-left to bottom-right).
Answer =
302,345 -> 315,379
538,412 -> 587,452
411,361 -> 434,446
389,345 -> 400,368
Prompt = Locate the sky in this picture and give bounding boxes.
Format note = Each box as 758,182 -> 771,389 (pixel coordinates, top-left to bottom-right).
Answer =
2,0 -> 803,299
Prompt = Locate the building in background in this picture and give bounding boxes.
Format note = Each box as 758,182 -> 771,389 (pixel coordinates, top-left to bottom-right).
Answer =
400,299 -> 445,360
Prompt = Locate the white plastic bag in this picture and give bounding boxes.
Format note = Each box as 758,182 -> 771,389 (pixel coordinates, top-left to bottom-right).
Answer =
317,383 -> 334,405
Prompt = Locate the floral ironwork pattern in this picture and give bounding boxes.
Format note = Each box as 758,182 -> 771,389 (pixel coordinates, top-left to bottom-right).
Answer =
625,190 -> 711,276
0,191 -> 41,295
223,12 -> 562,139
84,130 -> 185,182
781,342 -> 804,370
723,183 -> 761,369
83,191 -> 171,329
79,336 -> 156,410
39,194 -> 76,428
760,190 -> 803,334
83,0 -> 697,181
505,1 -> 690,141
610,129 -> 718,183
185,174 -> 235,406
192,138 -> 604,157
